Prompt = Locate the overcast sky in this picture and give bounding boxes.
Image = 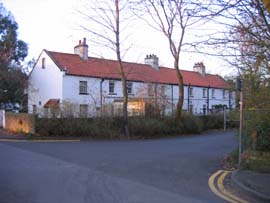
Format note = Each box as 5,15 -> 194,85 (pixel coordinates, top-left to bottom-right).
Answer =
2,0 -> 235,76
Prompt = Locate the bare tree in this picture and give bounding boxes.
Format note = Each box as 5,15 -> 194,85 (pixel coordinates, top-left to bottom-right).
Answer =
77,0 -> 131,137
136,0 -> 214,119
196,0 -> 270,108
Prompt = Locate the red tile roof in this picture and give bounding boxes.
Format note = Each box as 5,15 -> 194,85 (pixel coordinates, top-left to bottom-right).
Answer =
44,99 -> 60,108
46,50 -> 228,89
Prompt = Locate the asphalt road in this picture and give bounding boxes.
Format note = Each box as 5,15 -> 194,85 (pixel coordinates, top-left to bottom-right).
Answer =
0,130 -> 237,203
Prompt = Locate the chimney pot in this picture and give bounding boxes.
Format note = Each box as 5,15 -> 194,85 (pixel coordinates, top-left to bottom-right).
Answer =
74,38 -> 88,60
144,54 -> 159,70
193,62 -> 206,76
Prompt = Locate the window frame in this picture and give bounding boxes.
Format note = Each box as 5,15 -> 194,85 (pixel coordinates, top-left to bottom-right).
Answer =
109,80 -> 116,94
188,87 -> 193,97
202,88 -> 207,98
42,57 -> 46,69
79,81 -> 88,95
161,85 -> 166,96
212,89 -> 215,98
127,81 -> 133,94
223,89 -> 227,99
79,104 -> 88,117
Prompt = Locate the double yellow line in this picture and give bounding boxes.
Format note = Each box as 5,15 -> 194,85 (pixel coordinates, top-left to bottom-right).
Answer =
208,170 -> 248,203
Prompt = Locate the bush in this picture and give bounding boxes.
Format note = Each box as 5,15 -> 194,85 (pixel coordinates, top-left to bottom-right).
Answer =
199,114 -> 223,130
35,117 -> 121,138
245,111 -> 270,152
35,113 -> 226,139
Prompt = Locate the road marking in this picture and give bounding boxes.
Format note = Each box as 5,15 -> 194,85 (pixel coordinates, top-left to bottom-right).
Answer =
0,139 -> 80,142
208,170 -> 249,203
217,171 -> 248,203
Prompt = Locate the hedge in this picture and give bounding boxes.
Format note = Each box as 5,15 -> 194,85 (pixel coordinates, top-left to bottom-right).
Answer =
34,113 -> 229,139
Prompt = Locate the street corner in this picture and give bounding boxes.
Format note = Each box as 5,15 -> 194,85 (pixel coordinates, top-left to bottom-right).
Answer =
208,170 -> 253,203
231,170 -> 270,202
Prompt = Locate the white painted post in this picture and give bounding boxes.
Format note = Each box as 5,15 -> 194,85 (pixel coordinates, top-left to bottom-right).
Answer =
223,106 -> 226,131
2,110 -> 5,128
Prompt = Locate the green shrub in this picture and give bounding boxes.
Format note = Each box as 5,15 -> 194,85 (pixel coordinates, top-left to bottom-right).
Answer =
35,113 -> 226,139
35,117 -> 121,138
199,115 -> 223,130
182,114 -> 203,133
245,112 -> 270,152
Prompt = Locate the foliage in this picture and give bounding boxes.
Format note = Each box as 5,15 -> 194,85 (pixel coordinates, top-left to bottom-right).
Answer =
0,4 -> 28,66
33,113 -> 231,139
35,117 -> 122,138
245,111 -> 270,152
0,3 -> 28,109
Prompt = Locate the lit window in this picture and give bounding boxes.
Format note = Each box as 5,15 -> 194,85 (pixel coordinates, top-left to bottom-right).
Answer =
80,104 -> 88,117
212,89 -> 215,98
79,81 -> 88,94
42,58 -> 46,69
189,87 -> 193,97
109,80 -> 115,94
203,88 -> 207,98
127,82 -> 133,94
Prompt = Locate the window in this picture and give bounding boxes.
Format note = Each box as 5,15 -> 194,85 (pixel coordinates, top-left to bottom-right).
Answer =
203,104 -> 207,115
203,88 -> 207,98
212,89 -> 215,98
223,90 -> 226,99
80,104 -> 88,117
109,80 -> 115,94
148,83 -> 154,96
189,104 -> 193,113
42,58 -> 46,69
189,87 -> 193,97
161,85 -> 166,96
79,81 -> 88,94
32,105 -> 37,114
127,82 -> 133,94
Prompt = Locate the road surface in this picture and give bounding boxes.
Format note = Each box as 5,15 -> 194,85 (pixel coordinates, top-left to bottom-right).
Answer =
0,130 -> 237,203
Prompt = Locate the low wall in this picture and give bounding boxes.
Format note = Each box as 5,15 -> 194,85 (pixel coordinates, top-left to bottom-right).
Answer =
4,112 -> 35,134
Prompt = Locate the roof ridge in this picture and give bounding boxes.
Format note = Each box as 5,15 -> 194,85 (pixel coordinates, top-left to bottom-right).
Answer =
47,50 -> 222,77
46,50 -> 227,88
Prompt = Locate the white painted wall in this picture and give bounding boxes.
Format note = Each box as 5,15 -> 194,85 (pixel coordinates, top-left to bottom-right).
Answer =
28,50 -> 64,114
61,76 -> 236,116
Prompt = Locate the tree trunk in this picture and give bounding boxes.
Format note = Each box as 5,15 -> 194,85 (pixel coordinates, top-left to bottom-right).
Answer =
115,0 -> 129,138
174,60 -> 184,119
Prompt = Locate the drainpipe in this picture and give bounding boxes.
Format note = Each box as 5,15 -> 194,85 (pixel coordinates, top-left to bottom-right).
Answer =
187,83 -> 190,112
207,86 -> 210,114
100,78 -> 104,117
154,83 -> 158,115
171,84 -> 174,115
229,90 -> 231,109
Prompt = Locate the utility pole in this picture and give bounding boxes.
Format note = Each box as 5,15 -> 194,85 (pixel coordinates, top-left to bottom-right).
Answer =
237,78 -> 243,167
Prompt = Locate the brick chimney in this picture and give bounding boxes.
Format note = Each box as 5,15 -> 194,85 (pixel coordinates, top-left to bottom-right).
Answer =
74,38 -> 88,60
193,62 -> 205,76
144,54 -> 159,70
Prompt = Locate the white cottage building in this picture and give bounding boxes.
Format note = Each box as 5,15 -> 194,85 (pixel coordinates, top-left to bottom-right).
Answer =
28,38 -> 235,117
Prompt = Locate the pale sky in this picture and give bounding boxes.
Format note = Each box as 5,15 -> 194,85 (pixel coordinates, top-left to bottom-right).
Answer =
2,0 -> 235,76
